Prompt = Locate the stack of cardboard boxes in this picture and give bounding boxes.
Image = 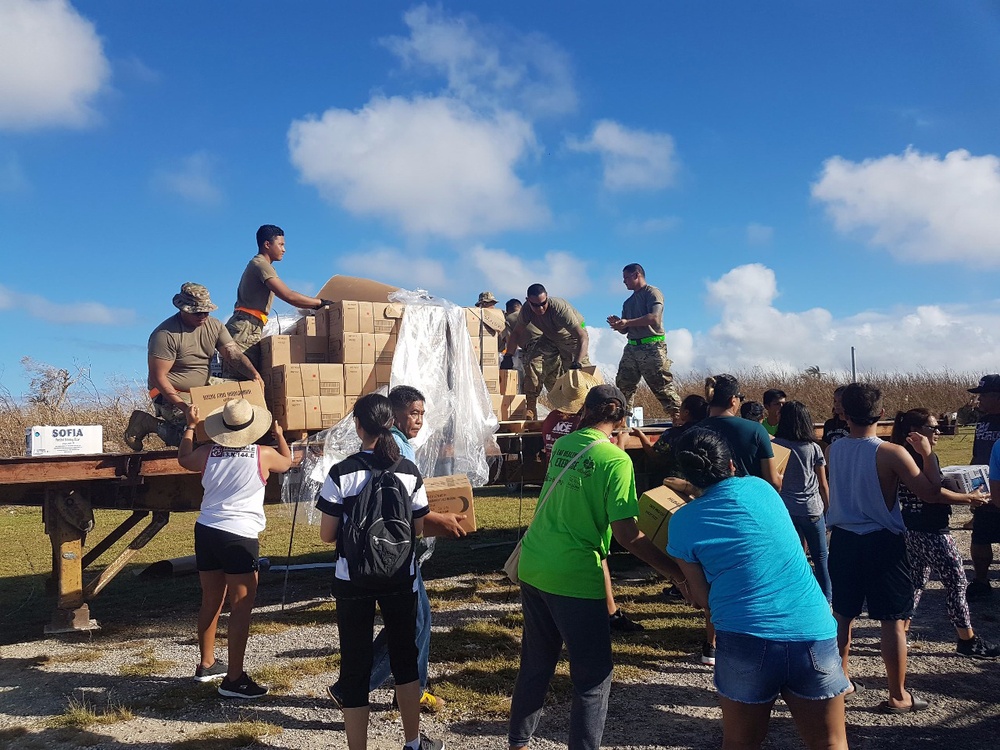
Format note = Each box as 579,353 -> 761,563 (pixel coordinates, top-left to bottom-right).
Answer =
464,307 -> 525,420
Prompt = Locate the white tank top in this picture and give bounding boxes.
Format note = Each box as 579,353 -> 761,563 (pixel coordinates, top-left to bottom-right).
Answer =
198,444 -> 267,538
827,436 -> 906,535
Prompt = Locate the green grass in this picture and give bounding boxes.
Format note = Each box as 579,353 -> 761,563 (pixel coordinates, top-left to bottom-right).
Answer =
45,694 -> 133,729
171,719 -> 281,749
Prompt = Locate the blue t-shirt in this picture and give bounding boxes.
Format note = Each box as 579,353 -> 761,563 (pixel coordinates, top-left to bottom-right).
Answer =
989,440 -> 1000,480
391,426 -> 416,462
667,476 -> 836,641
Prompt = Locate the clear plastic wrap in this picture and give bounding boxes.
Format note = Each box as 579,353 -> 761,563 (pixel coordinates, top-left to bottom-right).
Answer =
281,289 -> 501,527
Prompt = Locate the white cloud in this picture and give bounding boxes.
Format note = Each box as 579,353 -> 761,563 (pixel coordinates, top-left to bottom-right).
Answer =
591,263 -> 1000,380
567,120 -> 678,191
812,147 -> 1000,266
338,247 -> 449,293
0,0 -> 110,130
382,4 -> 577,117
746,223 -> 773,245
151,152 -> 223,206
0,283 -> 134,325
469,245 -> 591,301
289,96 -> 547,238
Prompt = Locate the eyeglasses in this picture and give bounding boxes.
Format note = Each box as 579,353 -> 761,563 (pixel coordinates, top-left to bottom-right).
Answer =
528,299 -> 548,309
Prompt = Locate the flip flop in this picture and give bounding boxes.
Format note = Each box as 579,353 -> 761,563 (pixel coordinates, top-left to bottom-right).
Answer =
844,679 -> 866,700
879,693 -> 929,714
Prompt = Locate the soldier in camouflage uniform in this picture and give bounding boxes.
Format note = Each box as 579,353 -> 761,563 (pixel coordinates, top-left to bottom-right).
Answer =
506,284 -> 590,419
608,263 -> 680,419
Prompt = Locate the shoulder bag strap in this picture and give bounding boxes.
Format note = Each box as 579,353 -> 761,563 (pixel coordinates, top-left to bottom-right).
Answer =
532,436 -> 611,520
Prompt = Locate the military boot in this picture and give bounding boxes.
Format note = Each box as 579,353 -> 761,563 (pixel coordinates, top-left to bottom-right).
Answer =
524,395 -> 537,421
124,410 -> 161,452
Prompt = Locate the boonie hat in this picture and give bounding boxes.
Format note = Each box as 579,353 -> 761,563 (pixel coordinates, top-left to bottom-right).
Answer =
173,282 -> 218,314
583,383 -> 627,412
204,398 -> 272,448
548,369 -> 605,414
476,291 -> 498,307
969,374 -> 1000,394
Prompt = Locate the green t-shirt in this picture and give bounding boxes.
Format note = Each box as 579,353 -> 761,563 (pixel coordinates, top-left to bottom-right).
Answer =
147,313 -> 232,392
234,254 -> 278,315
518,427 -> 638,599
517,296 -> 584,345
763,418 -> 779,436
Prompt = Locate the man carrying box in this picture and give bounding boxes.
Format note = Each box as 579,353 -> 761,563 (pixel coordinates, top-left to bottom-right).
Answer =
223,224 -> 333,375
124,283 -> 265,451
607,263 -> 680,421
505,283 -> 590,420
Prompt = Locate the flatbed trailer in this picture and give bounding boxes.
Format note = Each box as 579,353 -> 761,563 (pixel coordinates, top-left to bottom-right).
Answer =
0,420 -> 889,634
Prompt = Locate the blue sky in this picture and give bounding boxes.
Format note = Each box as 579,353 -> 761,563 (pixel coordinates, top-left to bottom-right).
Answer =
3,0 -> 1000,399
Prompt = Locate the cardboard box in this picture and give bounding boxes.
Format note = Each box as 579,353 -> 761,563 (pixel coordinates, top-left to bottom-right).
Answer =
375,363 -> 392,387
25,425 -> 103,456
361,333 -> 376,364
424,474 -> 477,533
294,316 -> 318,336
276,397 -> 306,431
941,465 -> 991,494
317,275 -> 400,305
304,396 -> 323,430
326,300 -> 360,336
499,368 -> 519,395
491,394 -> 527,420
320,395 -> 347,425
373,333 -> 394,365
372,302 -> 404,334
304,336 -> 327,363
345,394 -> 359,413
189,380 -> 267,442
318,364 -> 344,396
260,335 -> 305,369
345,362 -> 376,395
771,441 -> 791,474
637,484 -> 689,552
470,335 -> 500,368
464,306 -> 505,338
481,365 -> 501,395
358,301 -> 374,334
299,364 -> 321,397
330,332 -> 365,363
271,364 -> 304,400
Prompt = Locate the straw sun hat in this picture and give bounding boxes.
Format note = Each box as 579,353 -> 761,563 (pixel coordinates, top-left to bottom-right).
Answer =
546,369 -> 605,414
204,398 -> 273,448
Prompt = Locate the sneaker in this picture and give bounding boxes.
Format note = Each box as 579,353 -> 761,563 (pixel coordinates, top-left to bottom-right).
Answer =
327,683 -> 344,709
609,609 -> 645,632
194,660 -> 227,682
662,585 -> 684,601
967,579 -> 994,600
957,634 -> 1000,659
405,734 -> 444,750
218,672 -> 268,699
420,690 -> 445,713
700,641 -> 716,667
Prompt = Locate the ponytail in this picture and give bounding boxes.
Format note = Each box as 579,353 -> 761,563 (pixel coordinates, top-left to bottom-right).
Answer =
354,393 -> 401,468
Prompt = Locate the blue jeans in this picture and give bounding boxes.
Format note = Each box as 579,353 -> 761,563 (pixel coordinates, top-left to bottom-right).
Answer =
791,514 -> 832,603
369,565 -> 431,691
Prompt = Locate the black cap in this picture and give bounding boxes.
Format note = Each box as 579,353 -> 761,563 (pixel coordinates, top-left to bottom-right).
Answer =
969,375 -> 1000,394
584,384 -> 627,411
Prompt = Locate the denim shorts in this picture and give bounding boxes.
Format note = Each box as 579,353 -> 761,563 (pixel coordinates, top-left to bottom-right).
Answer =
714,631 -> 849,704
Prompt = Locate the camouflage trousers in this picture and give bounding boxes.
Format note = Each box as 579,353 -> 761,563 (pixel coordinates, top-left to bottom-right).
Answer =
616,341 -> 680,415
152,376 -> 231,446
223,310 -> 264,377
522,338 -> 590,397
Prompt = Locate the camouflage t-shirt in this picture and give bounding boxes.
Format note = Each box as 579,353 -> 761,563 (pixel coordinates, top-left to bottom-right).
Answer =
148,314 -> 233,392
621,284 -> 665,340
234,254 -> 278,315
517,296 -> 584,344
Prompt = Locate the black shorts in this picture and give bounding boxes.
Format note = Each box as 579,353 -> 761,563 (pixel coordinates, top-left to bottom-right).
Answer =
828,527 -> 913,621
971,507 -> 1000,545
194,522 -> 260,574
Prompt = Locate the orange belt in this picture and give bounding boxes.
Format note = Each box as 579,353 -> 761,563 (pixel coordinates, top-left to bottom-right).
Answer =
149,387 -> 189,400
234,306 -> 268,324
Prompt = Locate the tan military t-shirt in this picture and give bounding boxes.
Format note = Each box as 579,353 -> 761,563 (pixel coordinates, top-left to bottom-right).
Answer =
621,284 -> 665,340
148,314 -> 233,392
234,254 -> 278,315
517,297 -> 584,344
505,310 -> 541,349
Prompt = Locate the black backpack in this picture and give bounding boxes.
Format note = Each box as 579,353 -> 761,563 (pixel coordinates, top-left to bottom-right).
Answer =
340,453 -> 414,589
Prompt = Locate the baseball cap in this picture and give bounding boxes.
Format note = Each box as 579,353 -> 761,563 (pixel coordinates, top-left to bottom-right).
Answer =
584,384 -> 627,411
969,375 -> 1000,394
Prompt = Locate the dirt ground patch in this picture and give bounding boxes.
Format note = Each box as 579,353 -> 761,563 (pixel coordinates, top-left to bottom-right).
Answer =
3,508 -> 1000,749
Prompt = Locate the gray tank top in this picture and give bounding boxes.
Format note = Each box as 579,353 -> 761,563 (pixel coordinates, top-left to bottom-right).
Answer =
827,436 -> 905,535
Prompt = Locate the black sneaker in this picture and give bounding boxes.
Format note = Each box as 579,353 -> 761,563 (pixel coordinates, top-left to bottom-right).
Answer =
957,634 -> 1000,659
662,585 -> 684,601
218,671 -> 268,699
700,641 -> 716,667
194,660 -> 227,682
609,609 -> 645,632
967,579 -> 994,600
327,683 -> 344,709
405,734 -> 444,750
